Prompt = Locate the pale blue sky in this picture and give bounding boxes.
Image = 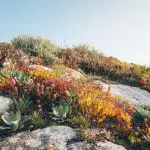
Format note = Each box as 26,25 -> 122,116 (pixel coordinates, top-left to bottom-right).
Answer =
0,0 -> 150,65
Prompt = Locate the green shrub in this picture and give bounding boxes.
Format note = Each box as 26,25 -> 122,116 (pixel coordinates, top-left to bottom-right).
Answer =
11,34 -> 58,64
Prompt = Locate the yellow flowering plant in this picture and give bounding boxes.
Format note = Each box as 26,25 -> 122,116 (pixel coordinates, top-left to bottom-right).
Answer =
27,64 -> 66,80
77,83 -> 132,132
0,77 -> 11,89
28,67 -> 57,80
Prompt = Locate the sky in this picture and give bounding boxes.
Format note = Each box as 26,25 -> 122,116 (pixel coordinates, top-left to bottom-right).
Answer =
0,0 -> 150,65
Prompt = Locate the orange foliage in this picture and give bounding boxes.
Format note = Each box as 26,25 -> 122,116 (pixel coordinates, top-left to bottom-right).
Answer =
77,83 -> 133,132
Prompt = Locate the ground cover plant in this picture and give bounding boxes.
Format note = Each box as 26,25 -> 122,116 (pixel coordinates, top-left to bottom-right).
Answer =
0,35 -> 150,149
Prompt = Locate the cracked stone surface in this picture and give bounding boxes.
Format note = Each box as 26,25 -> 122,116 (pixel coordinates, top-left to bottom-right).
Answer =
96,81 -> 150,105
0,126 -> 77,150
0,126 -> 127,150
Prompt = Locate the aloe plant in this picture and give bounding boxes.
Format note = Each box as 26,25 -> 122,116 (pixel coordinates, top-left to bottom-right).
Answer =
52,101 -> 72,122
0,111 -> 30,132
0,97 -> 30,132
10,97 -> 30,115
0,110 -> 21,131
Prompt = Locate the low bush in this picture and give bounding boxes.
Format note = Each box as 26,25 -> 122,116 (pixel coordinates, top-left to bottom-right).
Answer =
11,35 -> 59,65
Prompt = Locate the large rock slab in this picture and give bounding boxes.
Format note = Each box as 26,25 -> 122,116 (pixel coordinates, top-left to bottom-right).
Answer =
96,81 -> 150,105
0,96 -> 12,114
0,125 -> 127,150
0,126 -> 77,150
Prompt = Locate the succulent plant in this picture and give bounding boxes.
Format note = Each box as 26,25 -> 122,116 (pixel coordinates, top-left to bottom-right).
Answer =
10,97 -> 30,115
12,71 -> 30,84
0,110 -> 21,131
0,97 -> 30,132
133,106 -> 150,121
52,101 -> 72,122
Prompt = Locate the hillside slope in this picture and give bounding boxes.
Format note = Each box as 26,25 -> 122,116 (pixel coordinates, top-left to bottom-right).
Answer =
0,35 -> 150,149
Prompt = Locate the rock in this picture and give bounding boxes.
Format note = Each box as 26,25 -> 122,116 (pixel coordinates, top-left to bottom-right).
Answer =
68,141 -> 127,150
0,125 -> 127,150
0,95 -> 12,114
96,81 -> 150,105
83,128 -> 114,142
96,141 -> 127,150
0,126 -> 77,150
67,142 -> 95,150
63,67 -> 85,80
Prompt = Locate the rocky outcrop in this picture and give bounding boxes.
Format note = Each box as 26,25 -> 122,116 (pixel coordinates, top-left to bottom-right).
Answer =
0,96 -> 12,114
0,126 -> 77,150
96,81 -> 150,105
0,126 -> 126,150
